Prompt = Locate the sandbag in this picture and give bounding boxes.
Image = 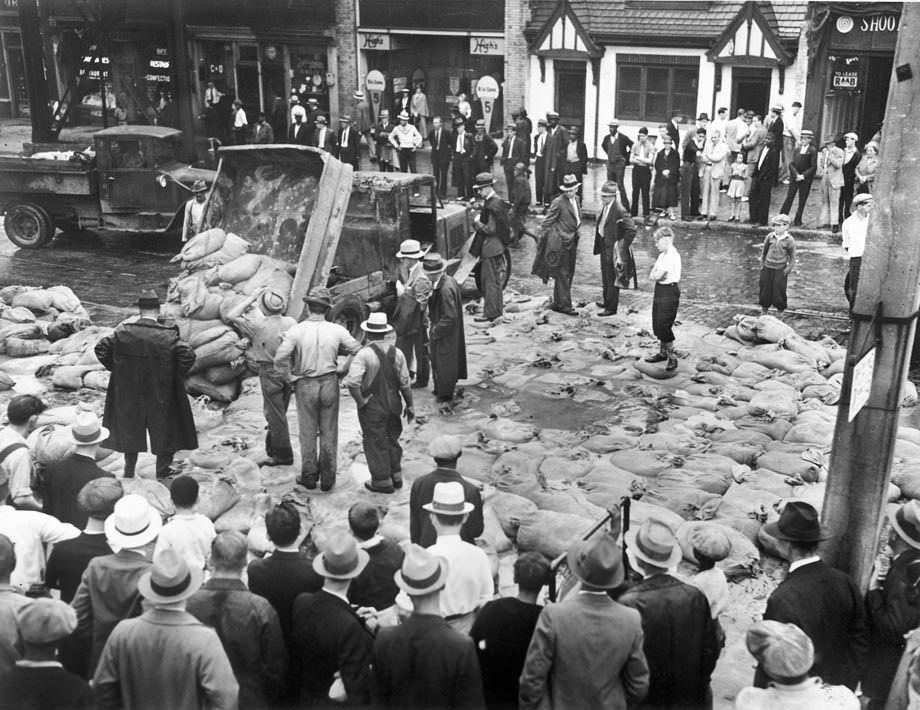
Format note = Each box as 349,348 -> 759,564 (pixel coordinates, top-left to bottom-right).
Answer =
823,358 -> 846,377
638,432 -> 702,455
11,289 -> 54,313
581,431 -> 638,453
188,449 -> 235,470
188,324 -> 233,350
186,291 -> 223,321
680,453 -> 746,478
190,396 -> 225,432
715,482 -> 782,521
783,333 -> 831,369
380,498 -> 411,543
225,457 -> 262,493
676,521 -> 760,580
708,441 -> 764,467
756,450 -> 822,481
184,233 -> 248,271
52,364 -> 102,389
215,495 -> 258,533
783,420 -> 834,446
122,478 -> 173,518
457,447 -> 498,482
711,428 -> 773,446
203,362 -> 248,386
634,359 -> 680,380
5,337 -> 49,357
175,318 -> 225,345
45,285 -> 84,314
529,489 -> 605,520
190,331 -> 246,373
515,510 -> 592,559
608,450 -> 673,478
643,486 -> 721,520
176,227 -> 226,263
234,262 -> 294,297
481,417 -> 538,444
752,314 -> 795,343
185,375 -> 241,403
489,451 -> 543,499
735,469 -> 800,497
218,293 -> 249,324
478,506 -> 512,553
734,417 -> 793,441
82,370 -> 110,391
538,455 -> 594,482
655,467 -> 733,496
193,476 -> 242,521
485,490 -> 539,539
731,361 -> 774,383
737,346 -> 816,374
0,306 -> 36,323
171,275 -> 209,313
49,326 -> 112,355
206,254 -> 263,285
578,463 -> 646,505
625,500 -> 685,533
0,371 -> 14,391
747,389 -> 798,419
0,321 -> 42,344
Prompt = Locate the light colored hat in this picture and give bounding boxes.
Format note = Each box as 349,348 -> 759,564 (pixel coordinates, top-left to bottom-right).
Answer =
852,193 -> 874,209
394,544 -> 449,596
315,115 -> 327,124
70,411 -> 109,446
600,181 -> 619,196
395,239 -> 428,259
260,288 -> 287,315
475,119 -> 486,128
353,90 -> 365,99
427,434 -> 462,460
560,174 -> 580,191
307,98 -> 319,105
291,105 -> 307,120
312,529 -> 369,580
568,531 -> 625,589
800,129 -> 814,138
78,478 -> 123,519
380,109 -> 390,116
770,104 -> 783,113
191,179 -> 208,194
608,118 -> 619,126
105,494 -> 162,549
889,500 -> 920,550
547,110 -> 560,119
398,111 -> 410,121
844,131 -> 858,141
746,620 -> 814,679
625,518 -> 682,569
771,213 -> 791,226
423,481 -> 473,516
422,253 -> 446,275
361,312 -> 392,333
290,94 -> 300,103
16,598 -> 77,644
138,549 -> 203,604
690,526 -> 732,562
340,114 -> 353,123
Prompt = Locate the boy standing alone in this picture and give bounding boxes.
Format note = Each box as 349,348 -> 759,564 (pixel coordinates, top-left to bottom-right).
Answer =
758,214 -> 796,317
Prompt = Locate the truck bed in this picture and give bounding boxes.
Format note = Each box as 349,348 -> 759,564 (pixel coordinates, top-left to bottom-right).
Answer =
0,155 -> 96,197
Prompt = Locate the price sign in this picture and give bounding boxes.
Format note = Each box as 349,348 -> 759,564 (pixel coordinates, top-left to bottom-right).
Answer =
849,348 -> 875,421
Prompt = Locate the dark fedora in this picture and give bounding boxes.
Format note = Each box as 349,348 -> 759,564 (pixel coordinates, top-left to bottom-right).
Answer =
567,531 -> 624,589
763,501 -> 830,543
303,286 -> 333,310
473,172 -> 494,190
136,289 -> 161,309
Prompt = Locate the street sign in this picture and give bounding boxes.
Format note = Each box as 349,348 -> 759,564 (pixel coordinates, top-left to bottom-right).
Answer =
365,70 -> 386,93
849,347 -> 875,421
476,75 -> 500,133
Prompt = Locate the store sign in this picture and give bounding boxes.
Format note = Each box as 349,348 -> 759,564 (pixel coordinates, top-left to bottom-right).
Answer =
835,13 -> 900,34
832,71 -> 858,89
359,32 -> 390,51
475,75 -> 499,101
470,36 -> 504,56
365,70 -> 386,92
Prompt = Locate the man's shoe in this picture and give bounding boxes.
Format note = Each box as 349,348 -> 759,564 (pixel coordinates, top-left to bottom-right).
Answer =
595,301 -> 605,308
411,381 -> 427,389
665,357 -> 679,372
597,310 -> 617,316
320,482 -> 335,493
299,477 -> 318,490
364,481 -> 395,494
558,307 -> 578,316
645,352 -> 668,363
473,316 -> 494,323
264,456 -> 294,467
792,220 -> 803,227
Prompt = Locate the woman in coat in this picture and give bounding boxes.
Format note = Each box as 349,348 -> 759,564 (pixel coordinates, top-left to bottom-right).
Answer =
839,132 -> 862,223
855,141 -> 879,195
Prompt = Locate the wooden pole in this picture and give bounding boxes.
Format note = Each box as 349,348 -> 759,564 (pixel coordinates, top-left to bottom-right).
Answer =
18,0 -> 53,142
167,0 -> 196,161
822,3 -> 920,589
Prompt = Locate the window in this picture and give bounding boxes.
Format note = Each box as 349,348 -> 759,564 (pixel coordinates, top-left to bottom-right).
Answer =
615,64 -> 698,122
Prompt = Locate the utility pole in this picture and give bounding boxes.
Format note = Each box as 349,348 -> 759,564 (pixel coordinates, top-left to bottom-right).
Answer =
18,0 -> 53,143
168,0 -> 195,161
822,2 -> 920,589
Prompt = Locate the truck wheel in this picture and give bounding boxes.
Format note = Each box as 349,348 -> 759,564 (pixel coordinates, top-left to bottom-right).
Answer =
4,203 -> 54,248
474,248 -> 512,292
328,296 -> 366,340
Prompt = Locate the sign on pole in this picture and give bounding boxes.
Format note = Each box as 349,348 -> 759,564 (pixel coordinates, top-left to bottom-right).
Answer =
849,347 -> 876,421
365,70 -> 386,123
476,75 -> 500,133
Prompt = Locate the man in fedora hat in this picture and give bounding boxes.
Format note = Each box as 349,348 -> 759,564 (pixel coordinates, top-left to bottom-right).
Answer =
471,118 -> 498,177
96,290 -> 197,479
393,239 -> 431,388
471,171 -> 512,322
337,114 -> 359,170
181,179 -> 208,243
594,180 -> 637,316
401,481 -> 492,633
860,500 -> 920,708
520,531 -> 649,709
410,434 -> 483,548
291,529 -> 374,706
543,111 -> 568,202
422,253 -> 467,411
780,127 -> 817,226
274,286 -> 362,492
376,109 -> 396,172
532,174 -> 582,316
225,287 -> 297,466
0,598 -> 93,707
617,519 -> 719,709
344,312 -> 414,494
374,544 -> 485,709
41,411 -> 114,528
500,121 -> 528,195
389,110 -> 423,173
756,500 -> 868,690
94,549 -> 238,710
72,494 -> 161,671
602,119 -> 633,210
395,85 -> 411,118
353,90 -> 374,163
451,116 -> 475,199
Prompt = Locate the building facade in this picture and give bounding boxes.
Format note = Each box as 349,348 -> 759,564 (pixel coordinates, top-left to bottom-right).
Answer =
0,0 -> 27,119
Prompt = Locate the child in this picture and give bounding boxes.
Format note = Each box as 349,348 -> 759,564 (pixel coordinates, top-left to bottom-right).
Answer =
153,475 -> 216,570
686,526 -> 731,651
759,213 -> 796,317
726,153 -> 747,222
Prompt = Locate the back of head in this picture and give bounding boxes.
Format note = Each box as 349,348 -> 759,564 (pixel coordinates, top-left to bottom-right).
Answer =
348,501 -> 380,541
170,475 -> 199,509
266,502 -> 300,548
7,394 -> 45,426
514,552 -> 551,593
210,531 -> 248,573
0,533 -> 14,580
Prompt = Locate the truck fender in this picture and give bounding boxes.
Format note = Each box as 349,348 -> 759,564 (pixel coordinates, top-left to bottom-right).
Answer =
163,203 -> 185,234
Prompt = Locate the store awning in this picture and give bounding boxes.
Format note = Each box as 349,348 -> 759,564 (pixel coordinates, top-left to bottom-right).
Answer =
530,0 -> 602,59
707,0 -> 793,66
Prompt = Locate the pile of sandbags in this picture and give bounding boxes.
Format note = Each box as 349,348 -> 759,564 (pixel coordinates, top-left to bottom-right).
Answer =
165,229 -> 298,403
0,285 -> 92,360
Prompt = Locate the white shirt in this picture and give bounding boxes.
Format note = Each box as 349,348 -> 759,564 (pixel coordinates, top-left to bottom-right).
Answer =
340,126 -> 350,148
597,201 -> 612,235
390,123 -> 422,150
686,567 -> 729,619
841,212 -> 868,259
650,246 -> 681,284
734,677 -> 859,710
154,512 -> 216,570
455,132 -> 466,153
397,534 -> 492,617
568,194 -> 581,227
784,111 -> 801,141
0,505 -> 79,590
536,132 -> 546,157
0,427 -> 33,502
317,127 -> 327,147
233,108 -> 248,129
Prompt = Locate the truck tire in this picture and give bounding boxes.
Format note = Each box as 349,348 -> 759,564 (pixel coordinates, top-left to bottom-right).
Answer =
474,247 -> 512,293
328,296 -> 366,340
4,203 -> 54,248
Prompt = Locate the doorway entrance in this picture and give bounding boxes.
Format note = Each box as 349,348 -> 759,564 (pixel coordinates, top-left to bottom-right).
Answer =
730,67 -> 771,115
860,55 -> 892,142
554,60 -> 586,132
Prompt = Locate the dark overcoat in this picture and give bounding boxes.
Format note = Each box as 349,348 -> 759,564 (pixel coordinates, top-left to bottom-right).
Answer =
428,274 -> 467,398
95,318 -> 197,454
532,193 -> 579,282
593,201 -> 637,289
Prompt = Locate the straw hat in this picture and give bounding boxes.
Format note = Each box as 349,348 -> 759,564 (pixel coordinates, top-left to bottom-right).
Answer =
889,500 -> 920,550
259,289 -> 287,315
104,494 -> 162,549
395,239 -> 428,259
137,549 -> 203,604
422,481 -> 473,516
70,411 -> 109,446
394,544 -> 449,596
361,312 -> 393,334
559,174 -> 580,192
422,253 -> 446,275
625,518 -> 682,569
312,529 -> 369,580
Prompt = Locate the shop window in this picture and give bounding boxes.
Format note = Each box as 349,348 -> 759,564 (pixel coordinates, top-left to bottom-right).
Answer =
615,63 -> 698,123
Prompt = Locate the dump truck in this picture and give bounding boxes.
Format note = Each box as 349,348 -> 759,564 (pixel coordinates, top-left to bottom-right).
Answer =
0,126 -> 213,248
202,144 -> 511,334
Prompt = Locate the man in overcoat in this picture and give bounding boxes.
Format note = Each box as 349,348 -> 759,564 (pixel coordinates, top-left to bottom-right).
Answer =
594,181 -> 637,316
471,119 -> 498,176
423,253 -> 467,412
471,172 -> 511,322
542,111 -> 568,202
95,290 -> 196,478
531,174 -> 582,315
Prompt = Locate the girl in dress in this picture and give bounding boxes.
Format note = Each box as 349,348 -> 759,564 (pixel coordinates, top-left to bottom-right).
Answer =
726,152 -> 747,221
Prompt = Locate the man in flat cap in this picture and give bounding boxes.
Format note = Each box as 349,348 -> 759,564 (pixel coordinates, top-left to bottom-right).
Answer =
500,122 -> 528,196
471,172 -> 512,322
181,179 -> 208,243
312,114 -> 338,154
95,290 -> 197,478
842,192 -> 873,307
779,128 -> 817,226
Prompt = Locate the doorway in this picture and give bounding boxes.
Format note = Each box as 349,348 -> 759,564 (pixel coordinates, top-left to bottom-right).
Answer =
555,60 -> 586,132
730,67 -> 771,115
860,55 -> 892,142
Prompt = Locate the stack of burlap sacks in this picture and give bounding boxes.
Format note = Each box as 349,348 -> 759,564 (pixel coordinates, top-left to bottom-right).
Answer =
165,228 -> 296,403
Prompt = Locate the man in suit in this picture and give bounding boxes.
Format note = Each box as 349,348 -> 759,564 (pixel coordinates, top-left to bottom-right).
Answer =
533,118 -> 548,207
471,172 -> 511,322
499,123 -> 528,198
311,115 -> 337,153
652,135 -> 680,220
531,174 -> 581,315
594,181 -> 637,316
428,116 -> 452,198
742,114 -> 767,196
755,501 -> 869,690
779,128 -> 817,226
765,104 -> 785,155
451,118 -> 474,200
354,90 -> 374,165
749,134 -> 780,225
376,110 -> 396,173
699,129 -> 728,220
519,531 -> 649,709
601,119 -> 633,210
563,126 -> 588,197
618,519 -> 720,709
269,91 -> 287,141
291,530 -> 374,706
543,111 -> 568,202
337,115 -> 358,170
630,128 -> 655,222
288,106 -> 310,145
820,140 -> 846,233
253,112 -> 274,144
680,128 -> 706,220
423,254 -> 467,411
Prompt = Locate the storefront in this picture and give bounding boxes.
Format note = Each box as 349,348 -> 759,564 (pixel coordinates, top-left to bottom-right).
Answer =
0,3 -> 27,119
803,2 -> 901,144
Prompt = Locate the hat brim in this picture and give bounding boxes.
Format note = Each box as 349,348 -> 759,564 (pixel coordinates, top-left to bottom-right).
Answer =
560,183 -> 581,191
761,519 -> 830,543
567,541 -> 625,590
361,322 -> 393,333
105,508 -> 162,550
312,548 -> 370,580
70,426 -> 110,446
394,557 -> 449,596
422,265 -> 446,275
473,181 -> 495,189
887,508 -> 920,550
624,528 -> 683,569
422,501 -> 474,515
304,297 -> 333,309
395,244 -> 431,260
137,564 -> 204,604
